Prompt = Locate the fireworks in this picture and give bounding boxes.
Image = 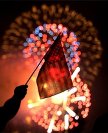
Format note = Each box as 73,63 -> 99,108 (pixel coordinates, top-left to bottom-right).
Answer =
28,73 -> 91,132
22,24 -> 80,73
1,3 -> 102,132
1,4 -> 102,87
24,23 -> 91,132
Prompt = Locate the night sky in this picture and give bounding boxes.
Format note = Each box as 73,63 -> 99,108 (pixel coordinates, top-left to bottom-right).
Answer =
0,1 -> 108,133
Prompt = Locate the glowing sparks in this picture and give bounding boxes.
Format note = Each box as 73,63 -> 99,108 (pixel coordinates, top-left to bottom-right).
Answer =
2,5 -> 93,132
64,114 -> 69,130
67,87 -> 77,96
1,3 -> 102,133
26,72 -> 91,132
71,67 -> 80,81
1,4 -> 102,88
28,74 -> 91,132
28,103 -> 34,109
75,115 -> 79,120
28,103 -> 39,108
57,111 -> 62,116
28,99 -> 46,108
47,117 -> 55,133
71,96 -> 86,103
51,91 -> 68,105
65,107 -> 76,117
24,23 -> 91,132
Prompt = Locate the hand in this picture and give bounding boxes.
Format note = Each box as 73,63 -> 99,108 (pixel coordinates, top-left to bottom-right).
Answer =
14,85 -> 28,100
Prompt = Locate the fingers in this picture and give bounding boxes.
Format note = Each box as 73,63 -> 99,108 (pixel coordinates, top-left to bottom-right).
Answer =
18,85 -> 28,89
14,85 -> 28,100
25,85 -> 28,88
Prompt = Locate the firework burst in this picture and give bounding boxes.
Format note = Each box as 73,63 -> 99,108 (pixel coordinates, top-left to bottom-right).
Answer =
1,4 -> 102,132
1,4 -> 102,87
23,23 -> 91,132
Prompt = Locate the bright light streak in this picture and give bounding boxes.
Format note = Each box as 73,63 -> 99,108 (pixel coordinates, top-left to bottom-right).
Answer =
47,117 -> 55,133
28,103 -> 40,108
64,114 -> 69,130
63,91 -> 68,109
71,96 -> 86,103
71,67 -> 80,81
67,87 -> 77,96
28,99 -> 46,108
66,107 -> 76,117
51,91 -> 67,104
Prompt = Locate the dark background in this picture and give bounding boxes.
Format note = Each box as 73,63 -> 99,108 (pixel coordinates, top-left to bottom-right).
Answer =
0,0 -> 108,133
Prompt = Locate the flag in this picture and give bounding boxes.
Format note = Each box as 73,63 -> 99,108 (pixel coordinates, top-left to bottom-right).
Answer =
37,34 -> 73,99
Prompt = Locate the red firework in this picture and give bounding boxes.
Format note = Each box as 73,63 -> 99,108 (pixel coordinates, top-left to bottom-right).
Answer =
23,24 -> 91,132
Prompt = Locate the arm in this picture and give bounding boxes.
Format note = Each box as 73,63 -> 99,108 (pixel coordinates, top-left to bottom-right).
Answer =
0,85 -> 28,131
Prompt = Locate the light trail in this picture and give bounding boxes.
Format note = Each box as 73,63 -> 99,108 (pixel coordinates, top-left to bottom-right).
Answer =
71,67 -> 80,81
64,114 -> 69,130
65,107 -> 77,117
47,117 -> 55,133
71,96 -> 86,103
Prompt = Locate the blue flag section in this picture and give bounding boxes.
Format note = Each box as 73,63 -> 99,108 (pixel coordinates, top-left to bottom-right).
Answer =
37,35 -> 73,99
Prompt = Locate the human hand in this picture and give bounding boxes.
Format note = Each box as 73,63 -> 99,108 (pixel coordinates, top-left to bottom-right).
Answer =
14,85 -> 28,100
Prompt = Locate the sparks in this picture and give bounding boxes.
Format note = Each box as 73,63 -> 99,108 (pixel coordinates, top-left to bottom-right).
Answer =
64,114 -> 69,130
67,87 -> 77,96
71,96 -> 86,103
47,117 -> 55,133
65,107 -> 76,117
71,67 -> 80,81
24,24 -> 91,132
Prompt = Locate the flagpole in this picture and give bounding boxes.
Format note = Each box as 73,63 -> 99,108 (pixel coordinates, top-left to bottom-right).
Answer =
25,55 -> 45,85
25,34 -> 61,85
